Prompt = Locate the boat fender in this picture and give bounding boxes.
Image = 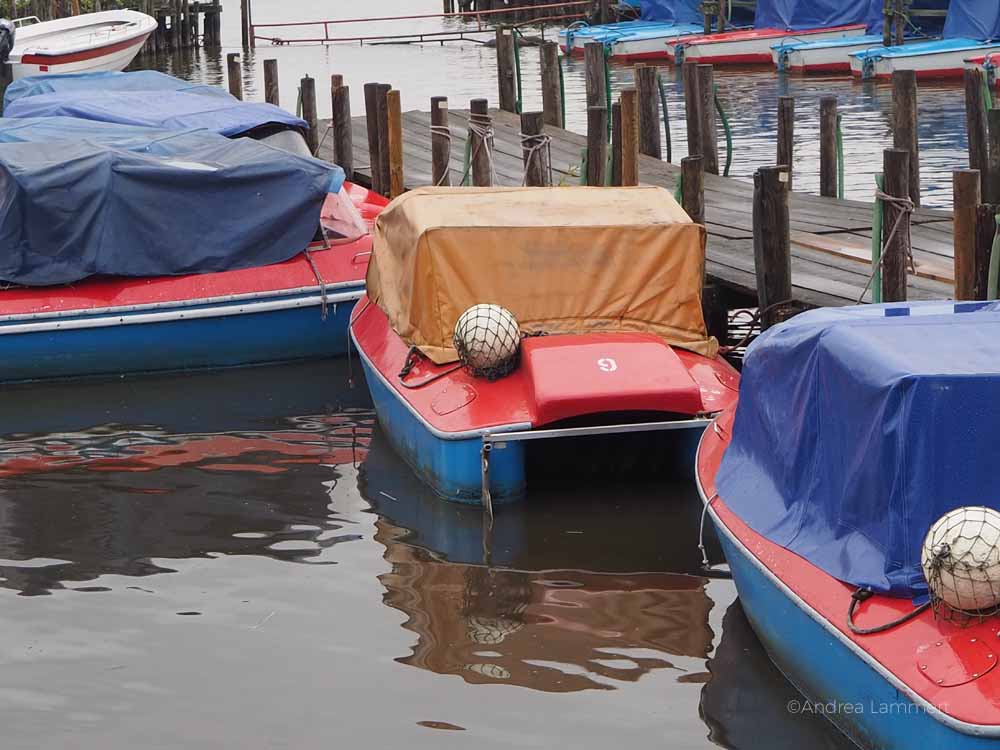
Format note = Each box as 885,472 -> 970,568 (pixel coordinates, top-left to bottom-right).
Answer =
0,20 -> 14,65
922,506 -> 1000,619
453,304 -> 521,381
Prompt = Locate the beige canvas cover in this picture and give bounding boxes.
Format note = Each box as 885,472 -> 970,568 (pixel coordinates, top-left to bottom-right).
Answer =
366,186 -> 718,364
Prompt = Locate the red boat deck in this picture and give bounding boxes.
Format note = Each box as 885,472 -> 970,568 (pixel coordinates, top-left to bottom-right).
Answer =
699,408 -> 1000,729
351,298 -> 739,434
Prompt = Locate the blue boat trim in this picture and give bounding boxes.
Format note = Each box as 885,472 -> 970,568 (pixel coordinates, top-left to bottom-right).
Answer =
695,432 -> 1000,741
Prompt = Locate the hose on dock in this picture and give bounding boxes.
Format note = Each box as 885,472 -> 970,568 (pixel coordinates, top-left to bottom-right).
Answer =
989,213 -> 1000,300
982,73 -> 994,111
656,71 -> 672,164
714,84 -> 732,177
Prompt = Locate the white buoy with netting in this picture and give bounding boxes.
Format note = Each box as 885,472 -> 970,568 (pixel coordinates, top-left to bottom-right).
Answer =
453,304 -> 521,380
922,506 -> 1000,617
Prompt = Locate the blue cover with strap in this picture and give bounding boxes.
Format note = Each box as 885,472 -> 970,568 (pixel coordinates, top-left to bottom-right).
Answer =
943,0 -> 1000,41
716,301 -> 1000,598
754,0 -> 875,31
0,117 -> 341,285
3,71 -> 306,137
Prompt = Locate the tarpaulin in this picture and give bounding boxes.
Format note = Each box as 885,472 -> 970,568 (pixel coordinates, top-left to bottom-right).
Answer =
943,0 -> 1000,41
634,0 -> 702,24
0,118 -> 340,285
367,186 -> 717,364
716,301 -> 1000,598
4,71 -> 306,137
754,0 -> 873,31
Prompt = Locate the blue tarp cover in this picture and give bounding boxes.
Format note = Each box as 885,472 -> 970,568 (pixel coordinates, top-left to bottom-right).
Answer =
0,117 -> 340,285
943,0 -> 1000,41
3,71 -> 306,137
754,0 -> 875,31
634,0 -> 701,23
716,301 -> 1000,598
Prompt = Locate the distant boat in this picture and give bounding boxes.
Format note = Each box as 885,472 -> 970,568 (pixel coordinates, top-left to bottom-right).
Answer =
4,10 -> 156,79
851,0 -> 1000,79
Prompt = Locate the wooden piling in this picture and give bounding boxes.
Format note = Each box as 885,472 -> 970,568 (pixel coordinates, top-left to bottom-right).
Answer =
777,95 -> 795,191
965,69 -> 989,193
520,111 -> 550,187
540,41 -> 563,128
597,0 -> 610,24
586,105 -> 608,186
240,0 -> 249,48
375,83 -> 392,195
893,0 -> 904,47
892,70 -> 920,206
881,148 -> 910,303
496,27 -> 518,114
611,100 -> 622,186
882,0 -> 892,47
953,169 -> 982,300
386,90 -> 405,199
696,64 -> 718,175
682,62 -> 702,159
987,109 -> 1000,204
263,59 -> 279,106
620,89 -> 639,186
431,96 -> 451,186
332,78 -> 353,177
717,0 -> 727,32
819,96 -> 838,198
681,155 -> 705,226
584,42 -> 605,109
634,65 -> 661,160
975,204 -> 999,300
0,63 -> 11,116
363,83 -> 383,195
470,98 -> 494,187
226,53 -> 242,100
752,166 -> 792,329
300,76 -> 318,155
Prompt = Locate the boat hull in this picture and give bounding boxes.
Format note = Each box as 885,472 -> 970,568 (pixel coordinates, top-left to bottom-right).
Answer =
11,33 -> 150,79
559,23 -> 702,60
852,44 -> 1000,80
674,25 -> 866,65
776,40 -> 885,74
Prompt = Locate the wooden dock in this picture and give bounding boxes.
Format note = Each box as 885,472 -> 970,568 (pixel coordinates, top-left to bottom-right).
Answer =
317,108 -> 955,309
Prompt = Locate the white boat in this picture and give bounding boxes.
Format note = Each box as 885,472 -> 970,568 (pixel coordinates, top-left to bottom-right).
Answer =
670,24 -> 867,65
771,34 -> 886,73
558,21 -> 705,61
850,38 -> 1000,79
6,10 -> 156,80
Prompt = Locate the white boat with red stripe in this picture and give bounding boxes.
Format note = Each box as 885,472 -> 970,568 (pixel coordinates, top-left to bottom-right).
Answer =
7,10 -> 156,80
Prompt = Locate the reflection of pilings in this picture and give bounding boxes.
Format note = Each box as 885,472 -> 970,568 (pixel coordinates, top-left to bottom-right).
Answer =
142,0 -> 220,56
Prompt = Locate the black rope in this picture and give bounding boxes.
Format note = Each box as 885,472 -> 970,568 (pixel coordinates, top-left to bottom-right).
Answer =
719,298 -> 796,354
397,346 -> 462,389
847,587 -> 931,635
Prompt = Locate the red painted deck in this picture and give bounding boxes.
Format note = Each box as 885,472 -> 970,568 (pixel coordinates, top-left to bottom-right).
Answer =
351,297 -> 739,434
699,407 -> 1000,728
0,182 -> 387,318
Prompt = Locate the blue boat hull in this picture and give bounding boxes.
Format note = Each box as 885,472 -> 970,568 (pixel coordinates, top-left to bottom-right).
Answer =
0,290 -> 360,382
712,510 -> 1000,749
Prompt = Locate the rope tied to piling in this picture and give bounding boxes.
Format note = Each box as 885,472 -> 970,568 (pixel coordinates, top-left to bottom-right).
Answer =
429,124 -> 453,186
519,130 -> 553,186
302,248 -> 329,320
460,113 -> 497,186
856,188 -> 915,304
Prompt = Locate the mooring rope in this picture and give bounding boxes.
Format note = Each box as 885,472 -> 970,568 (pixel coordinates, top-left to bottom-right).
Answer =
429,123 -> 453,185
302,248 -> 329,321
519,131 -> 553,186
856,189 -> 914,304
460,114 -> 497,186
847,587 -> 930,635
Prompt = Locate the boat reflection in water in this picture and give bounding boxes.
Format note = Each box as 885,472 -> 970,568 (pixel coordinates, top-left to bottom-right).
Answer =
700,602 -> 854,750
361,428 -> 716,693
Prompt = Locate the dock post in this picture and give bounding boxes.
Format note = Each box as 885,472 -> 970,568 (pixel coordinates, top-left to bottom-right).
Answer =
584,42 -> 605,109
634,65 -> 661,159
953,168 -> 982,300
819,96 -> 838,198
240,0 -> 249,48
892,70 -> 920,206
881,148 -> 911,303
521,111 -> 551,187
586,105 -> 608,186
0,63 -> 10,116
752,166 -> 792,329
496,27 -> 518,114
263,59 -> 279,106
431,96 -> 451,186
375,84 -> 392,194
470,98 -> 494,187
226,53 -> 243,100
976,205 -> 998,300
300,76 -> 319,155
882,0 -> 892,47
332,77 -> 354,178
611,100 -> 623,186
681,155 -> 705,225
965,69 -> 989,195
696,64 -> 718,175
540,41 -> 563,128
986,109 -> 1000,204
893,0 -> 905,47
386,90 -> 405,199
682,62 -> 702,159
597,0 -> 610,24
717,0 -> 727,32
363,84 -> 383,194
777,96 -> 795,191
620,89 -> 639,186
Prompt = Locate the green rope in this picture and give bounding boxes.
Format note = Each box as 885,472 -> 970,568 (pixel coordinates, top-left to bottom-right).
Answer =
461,134 -> 472,186
511,28 -> 524,115
674,172 -> 684,204
989,213 -> 1000,300
657,71 -> 672,163
714,84 -> 732,177
603,45 -> 612,142
982,73 -> 994,111
871,173 -> 885,303
558,53 -> 567,127
836,113 -> 845,200
579,148 -> 588,185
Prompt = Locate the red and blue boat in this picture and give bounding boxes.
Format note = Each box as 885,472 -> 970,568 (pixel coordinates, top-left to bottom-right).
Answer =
698,301 -> 1000,748
351,186 -> 739,504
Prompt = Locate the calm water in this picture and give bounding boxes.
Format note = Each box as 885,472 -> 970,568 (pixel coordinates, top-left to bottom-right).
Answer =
137,0 -> 971,207
0,361 -> 854,749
